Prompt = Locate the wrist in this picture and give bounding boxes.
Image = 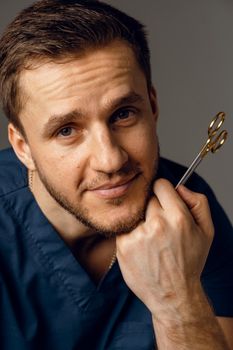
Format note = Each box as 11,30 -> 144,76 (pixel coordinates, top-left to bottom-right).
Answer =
151,282 -> 229,350
151,279 -> 209,324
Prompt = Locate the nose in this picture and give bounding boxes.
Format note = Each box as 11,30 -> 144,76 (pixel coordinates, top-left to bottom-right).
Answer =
89,126 -> 128,174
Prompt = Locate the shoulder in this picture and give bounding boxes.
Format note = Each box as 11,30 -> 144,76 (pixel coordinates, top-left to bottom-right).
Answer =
158,157 -> 188,183
0,149 -> 36,266
159,159 -> 233,317
0,147 -> 28,197
0,147 -> 29,240
159,157 -> 232,233
159,157 -> 213,194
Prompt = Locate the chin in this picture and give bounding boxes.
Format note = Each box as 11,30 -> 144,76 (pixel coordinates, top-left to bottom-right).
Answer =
75,176 -> 153,236
84,200 -> 147,237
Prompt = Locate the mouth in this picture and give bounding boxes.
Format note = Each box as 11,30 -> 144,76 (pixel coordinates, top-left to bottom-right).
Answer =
89,173 -> 140,199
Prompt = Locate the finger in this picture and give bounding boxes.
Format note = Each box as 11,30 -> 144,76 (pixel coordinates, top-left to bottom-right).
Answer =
145,195 -> 163,219
153,178 -> 188,213
177,185 -> 214,238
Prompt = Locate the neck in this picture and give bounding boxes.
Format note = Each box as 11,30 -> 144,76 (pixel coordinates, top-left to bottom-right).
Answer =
71,235 -> 116,283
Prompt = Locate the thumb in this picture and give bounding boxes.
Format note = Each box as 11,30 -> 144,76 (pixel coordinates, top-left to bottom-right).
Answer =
177,185 -> 214,238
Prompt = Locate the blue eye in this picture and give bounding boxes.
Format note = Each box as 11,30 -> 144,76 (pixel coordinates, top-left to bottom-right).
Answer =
58,127 -> 73,137
112,108 -> 136,124
116,110 -> 131,120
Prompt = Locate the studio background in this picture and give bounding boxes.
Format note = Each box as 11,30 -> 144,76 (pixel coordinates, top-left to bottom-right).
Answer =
0,0 -> 232,220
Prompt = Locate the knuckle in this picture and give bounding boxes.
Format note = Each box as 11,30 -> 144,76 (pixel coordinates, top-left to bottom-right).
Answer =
153,178 -> 171,192
135,226 -> 147,241
173,210 -> 187,230
196,193 -> 208,206
150,215 -> 167,238
156,178 -> 169,186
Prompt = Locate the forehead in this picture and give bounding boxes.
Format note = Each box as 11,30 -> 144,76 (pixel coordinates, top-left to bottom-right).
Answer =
19,41 -> 147,120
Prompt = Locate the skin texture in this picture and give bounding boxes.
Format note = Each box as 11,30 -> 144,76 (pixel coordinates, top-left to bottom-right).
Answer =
116,181 -> 231,349
10,41 -> 158,240
8,40 -> 233,349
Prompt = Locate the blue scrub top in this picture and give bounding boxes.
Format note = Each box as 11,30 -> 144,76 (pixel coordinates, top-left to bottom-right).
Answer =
0,148 -> 233,350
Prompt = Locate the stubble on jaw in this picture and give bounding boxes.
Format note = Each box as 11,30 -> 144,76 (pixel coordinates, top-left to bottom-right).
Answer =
32,147 -> 160,238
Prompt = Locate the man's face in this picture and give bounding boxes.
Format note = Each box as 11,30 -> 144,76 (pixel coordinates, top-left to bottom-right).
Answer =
19,41 -> 159,236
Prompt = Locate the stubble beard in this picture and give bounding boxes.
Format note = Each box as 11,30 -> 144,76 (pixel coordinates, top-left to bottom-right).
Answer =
34,148 -> 160,237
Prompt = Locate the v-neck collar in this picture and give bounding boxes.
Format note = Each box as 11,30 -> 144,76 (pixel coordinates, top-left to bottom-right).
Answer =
2,148 -> 175,312
4,183 -> 128,314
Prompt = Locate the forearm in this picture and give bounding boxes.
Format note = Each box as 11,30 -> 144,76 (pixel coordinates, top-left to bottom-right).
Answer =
116,181 -> 231,349
152,283 -> 229,350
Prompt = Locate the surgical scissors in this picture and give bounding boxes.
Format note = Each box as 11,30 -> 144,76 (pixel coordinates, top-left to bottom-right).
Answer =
175,112 -> 228,189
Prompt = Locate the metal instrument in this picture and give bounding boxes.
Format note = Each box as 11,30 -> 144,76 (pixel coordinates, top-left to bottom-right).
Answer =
175,112 -> 228,189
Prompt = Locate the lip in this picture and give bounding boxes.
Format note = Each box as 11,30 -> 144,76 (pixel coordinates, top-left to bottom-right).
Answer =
90,174 -> 139,199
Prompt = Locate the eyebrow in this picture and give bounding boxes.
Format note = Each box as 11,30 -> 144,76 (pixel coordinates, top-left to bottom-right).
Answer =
42,91 -> 144,138
42,109 -> 83,139
107,91 -> 145,111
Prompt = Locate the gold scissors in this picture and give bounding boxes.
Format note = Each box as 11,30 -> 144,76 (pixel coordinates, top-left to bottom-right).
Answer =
176,112 -> 228,189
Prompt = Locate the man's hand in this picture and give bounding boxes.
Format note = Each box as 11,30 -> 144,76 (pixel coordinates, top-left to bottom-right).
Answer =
116,179 -> 229,349
116,178 -> 213,315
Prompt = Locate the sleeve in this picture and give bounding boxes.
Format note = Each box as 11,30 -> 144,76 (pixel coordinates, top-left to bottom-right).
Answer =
189,173 -> 233,317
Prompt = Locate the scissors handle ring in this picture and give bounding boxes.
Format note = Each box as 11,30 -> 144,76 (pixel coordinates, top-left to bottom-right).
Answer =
200,112 -> 227,157
208,111 -> 225,136
209,130 -> 228,153
176,111 -> 228,188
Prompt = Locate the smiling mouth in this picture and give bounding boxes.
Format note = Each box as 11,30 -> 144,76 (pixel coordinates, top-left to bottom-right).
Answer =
90,174 -> 140,199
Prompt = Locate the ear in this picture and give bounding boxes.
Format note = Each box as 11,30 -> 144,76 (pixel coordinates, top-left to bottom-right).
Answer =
8,123 -> 36,171
149,86 -> 159,122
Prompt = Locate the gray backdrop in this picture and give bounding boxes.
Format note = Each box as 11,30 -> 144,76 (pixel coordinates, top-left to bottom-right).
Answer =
0,1 -> 232,220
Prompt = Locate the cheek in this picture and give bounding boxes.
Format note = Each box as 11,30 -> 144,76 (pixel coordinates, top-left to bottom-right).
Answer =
32,147 -> 82,183
128,123 -> 158,162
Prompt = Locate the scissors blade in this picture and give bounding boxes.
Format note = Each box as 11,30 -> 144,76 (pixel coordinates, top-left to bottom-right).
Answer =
175,152 -> 203,189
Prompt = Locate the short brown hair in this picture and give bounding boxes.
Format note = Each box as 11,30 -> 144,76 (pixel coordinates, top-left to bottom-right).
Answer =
0,0 -> 151,135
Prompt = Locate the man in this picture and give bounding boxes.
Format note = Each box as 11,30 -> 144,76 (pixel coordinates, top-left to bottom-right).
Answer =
0,0 -> 232,349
